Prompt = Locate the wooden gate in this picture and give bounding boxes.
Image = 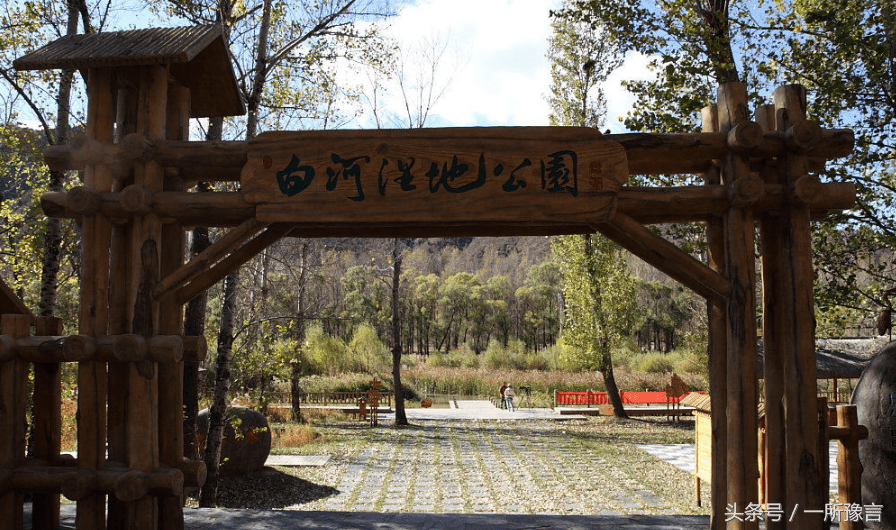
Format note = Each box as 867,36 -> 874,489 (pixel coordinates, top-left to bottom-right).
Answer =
3,24 -> 859,530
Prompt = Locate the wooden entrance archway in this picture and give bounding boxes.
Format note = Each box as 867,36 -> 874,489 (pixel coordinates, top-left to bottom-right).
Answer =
4,26 -> 857,530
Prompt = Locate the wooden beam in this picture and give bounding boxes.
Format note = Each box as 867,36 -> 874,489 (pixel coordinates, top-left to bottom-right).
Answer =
594,211 -> 729,304
153,218 -> 267,300
42,128 -> 853,179
41,180 -> 855,229
174,224 -> 293,306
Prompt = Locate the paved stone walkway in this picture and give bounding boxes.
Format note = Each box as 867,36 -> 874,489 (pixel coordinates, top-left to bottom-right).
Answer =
314,419 -> 677,515
27,402 -> 716,528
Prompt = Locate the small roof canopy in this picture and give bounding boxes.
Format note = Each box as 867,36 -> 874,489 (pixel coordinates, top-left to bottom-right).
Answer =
14,25 -> 244,118
757,338 -> 882,379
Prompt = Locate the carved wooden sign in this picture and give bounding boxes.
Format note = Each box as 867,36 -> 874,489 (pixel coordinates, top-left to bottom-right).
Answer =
241,127 -> 628,230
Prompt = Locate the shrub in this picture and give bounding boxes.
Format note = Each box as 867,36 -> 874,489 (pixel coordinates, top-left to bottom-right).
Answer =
447,345 -> 479,368
349,324 -> 390,372
631,351 -> 675,373
304,324 -> 351,375
481,340 -> 505,369
426,351 -> 448,367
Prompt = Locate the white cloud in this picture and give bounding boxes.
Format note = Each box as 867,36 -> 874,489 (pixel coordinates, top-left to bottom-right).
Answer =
605,51 -> 656,133
377,0 -> 560,127
353,0 -> 656,130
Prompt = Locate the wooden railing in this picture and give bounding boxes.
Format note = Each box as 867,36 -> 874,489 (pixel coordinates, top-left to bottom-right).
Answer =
554,390 -> 705,407
290,391 -> 392,409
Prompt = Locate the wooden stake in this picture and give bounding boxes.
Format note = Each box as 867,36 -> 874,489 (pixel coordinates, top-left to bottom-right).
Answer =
702,104 -> 729,530
0,314 -> 31,530
31,316 -> 65,530
774,85 -> 825,530
718,82 -> 759,530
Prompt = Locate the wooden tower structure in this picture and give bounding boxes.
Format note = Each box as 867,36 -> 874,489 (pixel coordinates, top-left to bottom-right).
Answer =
4,25 -> 864,530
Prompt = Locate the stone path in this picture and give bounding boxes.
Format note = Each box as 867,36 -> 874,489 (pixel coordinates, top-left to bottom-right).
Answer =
638,442 -> 842,492
28,401 -> 718,528
311,419 -> 677,515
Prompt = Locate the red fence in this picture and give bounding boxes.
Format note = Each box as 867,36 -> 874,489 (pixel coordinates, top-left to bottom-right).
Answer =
554,390 -> 705,406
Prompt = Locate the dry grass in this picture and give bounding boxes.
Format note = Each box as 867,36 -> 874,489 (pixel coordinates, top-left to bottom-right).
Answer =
61,399 -> 77,452
402,364 -> 706,397
273,424 -> 320,450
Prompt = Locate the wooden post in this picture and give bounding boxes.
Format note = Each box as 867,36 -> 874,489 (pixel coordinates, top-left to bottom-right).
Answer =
32,316 -> 65,529
835,405 -> 864,530
702,104 -> 729,530
0,313 -> 31,530
106,77 -> 137,530
158,82 -> 190,528
78,66 -> 115,530
126,63 -> 169,529
756,102 -> 787,530
817,397 -> 830,530
774,85 -> 824,530
718,82 -> 760,530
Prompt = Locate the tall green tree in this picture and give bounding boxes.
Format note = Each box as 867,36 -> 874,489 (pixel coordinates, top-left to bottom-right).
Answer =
547,2 -> 622,128
548,1 -> 633,417
553,235 -> 637,418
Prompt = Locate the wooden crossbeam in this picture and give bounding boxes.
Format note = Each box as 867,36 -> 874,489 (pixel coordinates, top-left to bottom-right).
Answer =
594,211 -> 729,304
153,218 -> 266,300
167,224 -> 293,306
41,129 -> 853,180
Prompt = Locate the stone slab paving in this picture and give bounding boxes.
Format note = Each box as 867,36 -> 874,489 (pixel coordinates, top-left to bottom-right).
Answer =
24,402 -> 723,528
309,418 -> 679,516
637,442 -> 841,492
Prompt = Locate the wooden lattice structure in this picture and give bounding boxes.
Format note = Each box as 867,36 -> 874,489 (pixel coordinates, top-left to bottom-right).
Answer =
4,25 -> 863,530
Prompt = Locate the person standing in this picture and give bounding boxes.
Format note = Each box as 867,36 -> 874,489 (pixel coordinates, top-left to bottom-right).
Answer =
504,384 -> 516,412
498,382 -> 507,409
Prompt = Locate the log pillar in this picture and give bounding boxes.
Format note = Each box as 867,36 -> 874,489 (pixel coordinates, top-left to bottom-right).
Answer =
701,104 -> 728,530
718,82 -> 760,530
158,82 -> 191,528
78,66 -> 115,530
773,85 -> 825,529
0,314 -> 32,530
125,63 -> 170,529
756,102 -> 788,530
31,316 -> 65,529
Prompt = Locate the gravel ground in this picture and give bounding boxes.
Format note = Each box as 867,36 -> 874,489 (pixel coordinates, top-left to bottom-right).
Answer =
207,417 -> 711,516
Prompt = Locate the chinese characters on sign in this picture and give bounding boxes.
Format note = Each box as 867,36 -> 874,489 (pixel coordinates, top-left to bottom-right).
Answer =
273,150 -> 590,202
241,128 -> 629,229
725,502 -> 884,523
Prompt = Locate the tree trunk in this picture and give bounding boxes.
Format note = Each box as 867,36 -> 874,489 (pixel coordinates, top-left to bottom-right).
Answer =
37,2 -> 79,317
600,348 -> 628,419
199,269 -> 238,507
182,222 -> 210,461
291,242 -> 309,422
391,238 -> 408,425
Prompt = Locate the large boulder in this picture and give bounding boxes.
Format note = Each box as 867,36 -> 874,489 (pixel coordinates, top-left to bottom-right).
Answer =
197,406 -> 271,474
852,341 -> 896,529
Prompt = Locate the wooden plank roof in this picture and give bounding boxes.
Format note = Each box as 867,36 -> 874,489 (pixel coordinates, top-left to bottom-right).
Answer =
757,338 -> 881,379
14,26 -> 244,118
